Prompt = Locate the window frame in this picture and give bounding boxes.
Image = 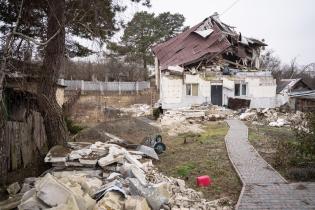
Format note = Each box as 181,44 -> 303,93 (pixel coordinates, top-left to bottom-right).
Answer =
186,83 -> 199,96
234,83 -> 247,97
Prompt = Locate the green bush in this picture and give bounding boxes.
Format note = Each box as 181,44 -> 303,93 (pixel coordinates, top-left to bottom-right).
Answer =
276,112 -> 315,169
176,163 -> 196,177
65,117 -> 84,134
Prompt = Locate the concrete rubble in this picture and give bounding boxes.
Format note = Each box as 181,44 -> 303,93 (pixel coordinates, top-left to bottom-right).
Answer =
238,108 -> 308,130
7,182 -> 21,195
11,135 -> 231,210
120,104 -> 151,117
159,105 -> 234,136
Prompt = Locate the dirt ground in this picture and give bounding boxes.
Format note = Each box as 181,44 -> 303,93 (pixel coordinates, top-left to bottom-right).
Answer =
155,121 -> 242,205
72,117 -> 160,144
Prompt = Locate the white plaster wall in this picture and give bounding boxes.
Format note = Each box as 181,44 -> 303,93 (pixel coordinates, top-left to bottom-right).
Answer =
160,72 -> 279,109
184,74 -> 211,100
160,75 -> 183,105
250,97 -> 278,108
245,78 -> 277,98
161,74 -> 212,109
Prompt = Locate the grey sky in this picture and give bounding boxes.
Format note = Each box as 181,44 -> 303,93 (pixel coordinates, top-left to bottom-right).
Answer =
143,0 -> 315,65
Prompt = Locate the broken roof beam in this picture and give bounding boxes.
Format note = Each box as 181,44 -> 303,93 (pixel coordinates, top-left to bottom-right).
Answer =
222,59 -> 248,69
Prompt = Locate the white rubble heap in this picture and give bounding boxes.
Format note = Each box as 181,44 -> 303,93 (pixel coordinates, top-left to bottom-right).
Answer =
239,108 -> 308,131
160,105 -> 235,136
14,136 -> 232,210
120,104 -> 151,117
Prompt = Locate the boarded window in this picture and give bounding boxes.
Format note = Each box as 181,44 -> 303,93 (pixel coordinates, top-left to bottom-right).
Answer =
186,84 -> 198,96
235,84 -> 240,96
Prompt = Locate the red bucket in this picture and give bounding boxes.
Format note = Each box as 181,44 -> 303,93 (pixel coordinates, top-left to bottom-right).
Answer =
196,175 -> 212,187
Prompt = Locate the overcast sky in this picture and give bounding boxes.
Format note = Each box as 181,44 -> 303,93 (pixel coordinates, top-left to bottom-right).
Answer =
141,0 -> 314,65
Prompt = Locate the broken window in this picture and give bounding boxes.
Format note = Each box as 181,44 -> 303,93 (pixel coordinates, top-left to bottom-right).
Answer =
186,84 -> 198,96
186,84 -> 191,96
234,84 -> 240,96
242,84 -> 247,95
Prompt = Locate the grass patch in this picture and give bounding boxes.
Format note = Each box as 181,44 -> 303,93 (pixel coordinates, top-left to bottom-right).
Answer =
65,117 -> 85,134
247,123 -> 306,181
155,121 -> 241,204
176,162 -> 196,177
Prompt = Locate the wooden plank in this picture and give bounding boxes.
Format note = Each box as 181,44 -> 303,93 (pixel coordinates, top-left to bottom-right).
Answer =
21,119 -> 32,167
33,111 -> 48,155
10,122 -> 18,170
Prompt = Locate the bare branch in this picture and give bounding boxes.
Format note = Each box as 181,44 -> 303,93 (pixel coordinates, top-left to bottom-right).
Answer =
13,29 -> 61,46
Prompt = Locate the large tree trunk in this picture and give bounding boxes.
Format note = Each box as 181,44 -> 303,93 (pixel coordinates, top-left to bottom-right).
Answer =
38,0 -> 68,148
0,33 -> 14,184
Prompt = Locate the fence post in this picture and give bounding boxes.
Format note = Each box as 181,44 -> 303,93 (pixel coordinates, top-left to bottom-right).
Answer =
136,81 -> 139,95
81,80 -> 84,94
60,78 -> 65,86
118,81 -> 121,95
99,82 -> 103,95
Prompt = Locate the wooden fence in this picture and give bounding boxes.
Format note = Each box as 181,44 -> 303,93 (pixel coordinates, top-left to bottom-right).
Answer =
0,111 -> 48,183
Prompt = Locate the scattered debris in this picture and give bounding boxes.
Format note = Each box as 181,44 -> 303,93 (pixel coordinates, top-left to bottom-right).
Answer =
7,182 -> 21,195
159,105 -> 233,136
120,104 -> 151,117
5,130 -> 232,210
238,108 -> 308,130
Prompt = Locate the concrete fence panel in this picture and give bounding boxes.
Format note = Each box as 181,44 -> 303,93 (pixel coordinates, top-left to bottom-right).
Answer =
61,80 -> 151,92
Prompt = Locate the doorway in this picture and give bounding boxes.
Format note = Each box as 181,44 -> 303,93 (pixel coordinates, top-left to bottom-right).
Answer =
211,85 -> 223,106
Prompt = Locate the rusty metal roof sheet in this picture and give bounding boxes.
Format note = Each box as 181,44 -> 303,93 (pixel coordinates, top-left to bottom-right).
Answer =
152,18 -> 232,70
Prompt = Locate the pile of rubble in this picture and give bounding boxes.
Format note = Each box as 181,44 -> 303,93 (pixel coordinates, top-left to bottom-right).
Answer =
5,134 -> 231,210
239,108 -> 307,130
204,106 -> 235,121
120,104 -> 151,117
160,109 -> 205,136
159,105 -> 234,136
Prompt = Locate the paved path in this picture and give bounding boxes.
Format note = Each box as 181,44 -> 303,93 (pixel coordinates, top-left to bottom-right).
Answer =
225,119 -> 315,210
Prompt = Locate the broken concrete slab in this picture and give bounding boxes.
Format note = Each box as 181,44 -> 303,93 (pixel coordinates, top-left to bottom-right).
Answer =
125,196 -> 150,210
98,154 -> 124,168
136,145 -> 159,160
52,169 -> 103,178
44,146 -> 70,163
125,153 -> 144,169
35,173 -> 96,210
130,165 -> 147,186
20,183 -> 32,194
79,158 -> 98,167
129,178 -> 170,210
35,174 -> 76,207
107,172 -> 121,181
96,191 -> 125,210
18,196 -> 49,210
146,182 -> 170,210
7,182 -> 21,195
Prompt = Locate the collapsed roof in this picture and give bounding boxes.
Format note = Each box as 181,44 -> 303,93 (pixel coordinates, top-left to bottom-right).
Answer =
152,13 -> 267,71
276,79 -> 312,94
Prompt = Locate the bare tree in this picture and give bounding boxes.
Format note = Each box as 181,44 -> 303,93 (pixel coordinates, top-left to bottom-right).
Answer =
289,57 -> 298,79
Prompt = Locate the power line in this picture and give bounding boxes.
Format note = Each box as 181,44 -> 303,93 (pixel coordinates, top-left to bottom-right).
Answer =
220,0 -> 241,17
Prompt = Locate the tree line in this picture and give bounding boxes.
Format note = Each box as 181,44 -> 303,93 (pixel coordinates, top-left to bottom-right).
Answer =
261,50 -> 315,89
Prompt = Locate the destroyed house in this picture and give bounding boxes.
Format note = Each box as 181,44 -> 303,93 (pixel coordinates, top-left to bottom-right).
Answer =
152,13 -> 278,109
276,78 -> 315,111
